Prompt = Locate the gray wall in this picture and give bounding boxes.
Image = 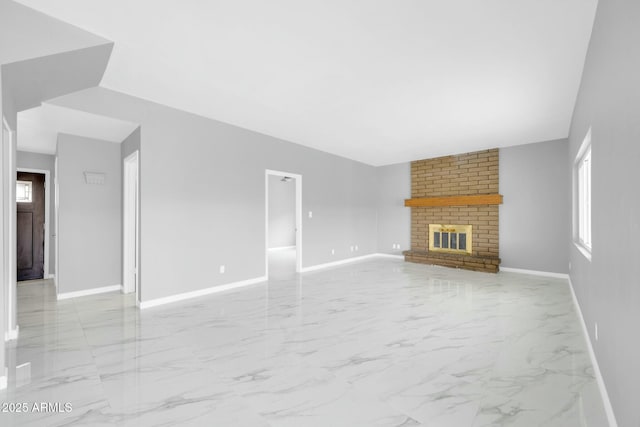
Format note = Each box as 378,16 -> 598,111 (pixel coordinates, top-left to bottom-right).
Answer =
499,139 -> 569,274
567,0 -> 640,425
376,162 -> 410,254
268,175 -> 296,248
56,134 -> 122,294
16,151 -> 56,276
49,87 -> 378,302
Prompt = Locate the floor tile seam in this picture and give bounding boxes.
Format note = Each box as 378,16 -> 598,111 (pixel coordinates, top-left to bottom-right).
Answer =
70,297 -> 116,413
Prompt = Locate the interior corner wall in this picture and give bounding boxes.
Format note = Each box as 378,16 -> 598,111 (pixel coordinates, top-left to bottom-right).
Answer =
376,162 -> 410,254
567,1 -> 640,425
16,151 -> 56,276
57,134 -> 122,294
268,175 -> 296,249
499,139 -> 569,274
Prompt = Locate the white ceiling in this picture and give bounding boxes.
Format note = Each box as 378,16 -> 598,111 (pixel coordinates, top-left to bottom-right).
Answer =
17,103 -> 139,154
15,0 -> 598,165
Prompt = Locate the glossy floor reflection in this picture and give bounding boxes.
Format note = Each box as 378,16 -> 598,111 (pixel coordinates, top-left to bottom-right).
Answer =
268,247 -> 297,280
1,257 -> 608,426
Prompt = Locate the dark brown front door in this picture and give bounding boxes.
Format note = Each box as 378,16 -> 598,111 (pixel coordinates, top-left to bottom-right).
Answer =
17,172 -> 45,281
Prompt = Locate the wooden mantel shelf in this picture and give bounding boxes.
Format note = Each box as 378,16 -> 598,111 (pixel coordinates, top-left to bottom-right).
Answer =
404,194 -> 503,207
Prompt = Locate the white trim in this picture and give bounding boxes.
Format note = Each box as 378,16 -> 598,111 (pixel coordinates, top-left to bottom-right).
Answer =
54,156 -> 59,290
57,284 -> 122,300
17,168 -> 51,278
567,277 -> 618,427
142,255 -> 405,310
4,325 -> 19,341
574,241 -> 592,262
265,169 -> 302,277
499,267 -> 569,279
375,253 -> 405,259
268,246 -> 296,251
300,254 -> 381,273
4,125 -> 17,343
140,254 -> 407,310
139,276 -> 267,309
45,274 -> 55,280
0,368 -> 7,390
575,127 -> 592,167
2,116 -> 11,132
123,150 -> 140,303
573,127 -> 592,257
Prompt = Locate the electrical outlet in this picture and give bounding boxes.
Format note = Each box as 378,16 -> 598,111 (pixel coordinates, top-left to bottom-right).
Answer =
219,265 -> 225,274
331,249 -> 335,255
595,323 -> 598,341
350,246 -> 354,252
308,211 -> 313,218
355,245 -> 359,251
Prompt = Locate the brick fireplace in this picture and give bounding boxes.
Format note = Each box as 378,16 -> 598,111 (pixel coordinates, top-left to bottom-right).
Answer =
403,149 -> 502,273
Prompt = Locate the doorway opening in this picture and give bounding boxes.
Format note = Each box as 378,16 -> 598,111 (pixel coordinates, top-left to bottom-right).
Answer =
16,170 -> 49,282
265,169 -> 302,278
123,151 -> 140,304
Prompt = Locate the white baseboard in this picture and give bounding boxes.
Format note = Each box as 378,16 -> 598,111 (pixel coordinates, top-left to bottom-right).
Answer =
268,246 -> 296,251
499,267 -> 569,279
0,368 -> 6,390
375,253 -> 405,259
300,254 -> 380,273
57,284 -> 122,300
4,326 -> 19,341
300,253 -> 406,273
140,276 -> 268,309
567,277 -> 618,427
141,254 -> 402,309
45,274 -> 55,280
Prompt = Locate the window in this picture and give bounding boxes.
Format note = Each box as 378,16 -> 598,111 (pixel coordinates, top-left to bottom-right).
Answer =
429,224 -> 473,255
16,180 -> 32,203
576,130 -> 592,254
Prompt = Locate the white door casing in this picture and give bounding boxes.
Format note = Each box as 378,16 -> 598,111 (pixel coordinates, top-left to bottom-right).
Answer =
123,151 -> 140,301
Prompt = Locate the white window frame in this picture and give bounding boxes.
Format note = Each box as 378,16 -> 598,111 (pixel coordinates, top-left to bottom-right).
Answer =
574,128 -> 592,260
16,180 -> 33,203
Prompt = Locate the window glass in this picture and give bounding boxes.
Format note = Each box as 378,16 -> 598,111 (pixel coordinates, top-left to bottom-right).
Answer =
459,233 -> 466,250
16,181 -> 32,203
433,232 -> 440,248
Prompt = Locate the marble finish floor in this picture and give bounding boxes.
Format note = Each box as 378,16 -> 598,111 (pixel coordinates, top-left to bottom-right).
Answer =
0,257 -> 608,426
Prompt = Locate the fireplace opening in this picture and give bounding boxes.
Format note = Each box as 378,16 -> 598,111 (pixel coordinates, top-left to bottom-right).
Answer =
429,224 -> 472,255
